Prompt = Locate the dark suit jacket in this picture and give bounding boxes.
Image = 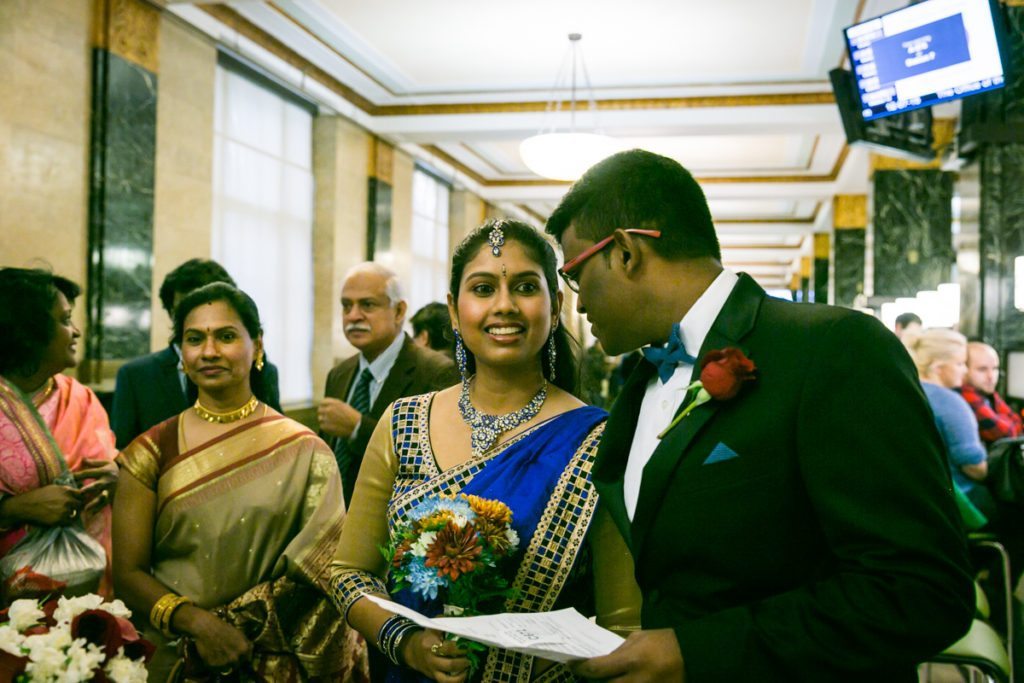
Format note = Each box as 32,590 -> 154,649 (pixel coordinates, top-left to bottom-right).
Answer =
596,274 -> 973,682
111,345 -> 282,449
324,334 -> 460,502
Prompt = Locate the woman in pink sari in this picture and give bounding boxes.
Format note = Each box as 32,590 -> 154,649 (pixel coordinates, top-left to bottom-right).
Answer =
0,268 -> 118,599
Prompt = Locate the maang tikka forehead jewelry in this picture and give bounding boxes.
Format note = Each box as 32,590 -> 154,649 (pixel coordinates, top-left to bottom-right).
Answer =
488,224 -> 505,256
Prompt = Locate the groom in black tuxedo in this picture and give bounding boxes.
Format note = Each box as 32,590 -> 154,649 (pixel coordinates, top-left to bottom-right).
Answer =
546,150 -> 973,682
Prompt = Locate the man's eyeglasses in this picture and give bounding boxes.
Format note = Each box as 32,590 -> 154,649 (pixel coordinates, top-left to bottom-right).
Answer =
558,229 -> 662,292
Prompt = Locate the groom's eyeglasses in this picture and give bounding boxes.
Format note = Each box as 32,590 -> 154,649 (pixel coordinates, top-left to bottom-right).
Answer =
558,229 -> 662,293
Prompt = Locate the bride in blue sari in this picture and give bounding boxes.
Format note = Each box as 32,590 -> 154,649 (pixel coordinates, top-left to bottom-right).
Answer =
330,220 -> 638,682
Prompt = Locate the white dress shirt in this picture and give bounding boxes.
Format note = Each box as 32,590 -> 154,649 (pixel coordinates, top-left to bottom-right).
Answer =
623,269 -> 739,520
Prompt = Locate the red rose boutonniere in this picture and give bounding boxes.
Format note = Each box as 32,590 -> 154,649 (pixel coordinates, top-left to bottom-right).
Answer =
657,347 -> 757,439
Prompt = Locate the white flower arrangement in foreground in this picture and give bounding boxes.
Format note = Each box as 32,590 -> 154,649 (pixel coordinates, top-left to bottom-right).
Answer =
0,594 -> 152,682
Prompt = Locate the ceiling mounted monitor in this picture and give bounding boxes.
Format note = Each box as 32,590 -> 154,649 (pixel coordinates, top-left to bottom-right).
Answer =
844,0 -> 1005,121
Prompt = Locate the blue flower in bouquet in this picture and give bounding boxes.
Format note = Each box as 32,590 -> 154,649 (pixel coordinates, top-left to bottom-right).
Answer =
408,494 -> 476,524
407,558 -> 447,600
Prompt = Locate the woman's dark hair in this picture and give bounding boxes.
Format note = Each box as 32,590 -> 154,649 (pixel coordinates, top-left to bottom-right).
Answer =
0,268 -> 81,377
449,219 -> 580,395
173,282 -> 271,403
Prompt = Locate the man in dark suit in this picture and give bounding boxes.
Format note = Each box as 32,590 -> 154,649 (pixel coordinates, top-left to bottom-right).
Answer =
110,259 -> 281,448
545,150 -> 974,682
319,263 -> 458,504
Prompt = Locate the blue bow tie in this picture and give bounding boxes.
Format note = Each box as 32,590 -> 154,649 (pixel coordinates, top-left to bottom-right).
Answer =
642,323 -> 697,383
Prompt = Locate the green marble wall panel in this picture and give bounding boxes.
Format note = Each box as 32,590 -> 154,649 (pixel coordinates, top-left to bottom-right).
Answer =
813,258 -> 829,304
367,177 -> 392,261
873,170 -> 954,298
975,7 -> 1024,357
834,229 -> 865,308
87,49 -> 157,361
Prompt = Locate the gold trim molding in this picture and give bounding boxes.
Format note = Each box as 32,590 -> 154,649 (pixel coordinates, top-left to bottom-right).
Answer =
833,195 -> 867,229
814,233 -> 830,259
368,138 -> 394,184
94,0 -> 160,73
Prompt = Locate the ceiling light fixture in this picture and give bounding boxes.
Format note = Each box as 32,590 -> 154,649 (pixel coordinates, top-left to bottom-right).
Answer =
519,33 -> 620,181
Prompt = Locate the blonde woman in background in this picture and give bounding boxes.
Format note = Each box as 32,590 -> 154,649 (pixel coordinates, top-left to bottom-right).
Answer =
905,328 -> 993,517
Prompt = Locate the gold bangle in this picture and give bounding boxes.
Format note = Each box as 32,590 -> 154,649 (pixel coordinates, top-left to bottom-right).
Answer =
150,593 -> 194,639
150,593 -> 177,631
161,596 -> 194,639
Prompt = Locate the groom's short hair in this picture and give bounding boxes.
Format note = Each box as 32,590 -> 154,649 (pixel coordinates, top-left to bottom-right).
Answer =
545,149 -> 721,261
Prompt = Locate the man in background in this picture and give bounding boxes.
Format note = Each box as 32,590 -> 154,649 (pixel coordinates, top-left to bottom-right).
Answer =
895,311 -> 923,340
320,263 -> 458,504
111,258 -> 282,449
410,301 -> 454,359
957,340 -> 1022,444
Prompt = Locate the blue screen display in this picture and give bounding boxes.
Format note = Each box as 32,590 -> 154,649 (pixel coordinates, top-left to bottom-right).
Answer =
845,0 -> 1004,120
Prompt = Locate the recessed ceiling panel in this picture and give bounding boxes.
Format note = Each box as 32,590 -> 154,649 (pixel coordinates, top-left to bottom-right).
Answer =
308,0 -> 824,94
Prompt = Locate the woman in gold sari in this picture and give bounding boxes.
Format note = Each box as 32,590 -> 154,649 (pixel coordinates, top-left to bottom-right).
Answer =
330,220 -> 638,683
113,283 -> 368,682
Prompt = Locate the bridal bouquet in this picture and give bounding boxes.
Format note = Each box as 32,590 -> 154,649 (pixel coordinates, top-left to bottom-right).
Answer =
0,592 -> 154,682
383,493 -> 521,670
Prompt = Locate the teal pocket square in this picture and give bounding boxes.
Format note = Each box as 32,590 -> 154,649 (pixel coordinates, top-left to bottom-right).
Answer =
704,442 -> 739,464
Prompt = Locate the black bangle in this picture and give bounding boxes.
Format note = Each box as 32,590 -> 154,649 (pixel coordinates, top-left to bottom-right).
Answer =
377,615 -> 422,667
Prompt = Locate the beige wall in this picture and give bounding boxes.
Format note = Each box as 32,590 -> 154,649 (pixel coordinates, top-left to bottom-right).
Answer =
449,189 -> 486,262
150,16 -> 217,349
0,0 -> 92,333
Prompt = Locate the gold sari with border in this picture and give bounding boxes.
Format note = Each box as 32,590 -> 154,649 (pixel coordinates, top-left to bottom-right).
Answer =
119,413 -> 368,682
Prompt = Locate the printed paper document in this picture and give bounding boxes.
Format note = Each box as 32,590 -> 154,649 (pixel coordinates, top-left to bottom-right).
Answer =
366,595 -> 624,663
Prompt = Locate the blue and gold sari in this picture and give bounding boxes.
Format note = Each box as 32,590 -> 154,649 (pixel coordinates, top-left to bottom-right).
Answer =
330,393 -> 636,683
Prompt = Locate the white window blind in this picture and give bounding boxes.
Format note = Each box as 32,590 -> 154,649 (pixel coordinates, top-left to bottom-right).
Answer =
409,169 -> 451,315
212,63 -> 314,405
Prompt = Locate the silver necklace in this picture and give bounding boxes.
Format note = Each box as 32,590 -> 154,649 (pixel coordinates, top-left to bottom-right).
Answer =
459,378 -> 547,457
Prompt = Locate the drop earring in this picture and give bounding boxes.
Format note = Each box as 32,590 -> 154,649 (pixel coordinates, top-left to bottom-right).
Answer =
454,329 -> 469,384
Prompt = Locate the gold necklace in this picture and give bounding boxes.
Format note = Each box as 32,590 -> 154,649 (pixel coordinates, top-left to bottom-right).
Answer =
193,395 -> 259,423
32,377 -> 57,408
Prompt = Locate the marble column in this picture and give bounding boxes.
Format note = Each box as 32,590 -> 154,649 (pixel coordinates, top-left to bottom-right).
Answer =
813,233 -> 830,305
970,5 -> 1024,351
872,167 -> 954,298
84,0 -> 160,380
312,116 -> 370,394
367,138 -> 394,261
833,195 -> 866,308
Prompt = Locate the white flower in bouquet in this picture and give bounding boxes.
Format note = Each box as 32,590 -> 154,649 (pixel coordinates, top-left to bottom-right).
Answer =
7,598 -> 44,630
0,594 -> 153,681
105,648 -> 150,683
410,530 -> 437,557
53,593 -> 105,624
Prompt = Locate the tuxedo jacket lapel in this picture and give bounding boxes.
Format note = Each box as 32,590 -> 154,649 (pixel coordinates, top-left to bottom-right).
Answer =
158,346 -> 188,413
593,358 -> 656,552
630,274 -> 765,560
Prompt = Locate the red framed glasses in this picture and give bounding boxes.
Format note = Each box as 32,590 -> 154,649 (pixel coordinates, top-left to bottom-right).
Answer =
558,229 -> 662,292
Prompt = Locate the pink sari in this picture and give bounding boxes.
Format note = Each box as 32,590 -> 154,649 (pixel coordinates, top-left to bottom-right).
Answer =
0,374 -> 117,596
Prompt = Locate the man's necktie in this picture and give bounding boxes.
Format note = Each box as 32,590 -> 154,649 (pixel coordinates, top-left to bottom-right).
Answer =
642,322 -> 697,384
334,368 -> 374,503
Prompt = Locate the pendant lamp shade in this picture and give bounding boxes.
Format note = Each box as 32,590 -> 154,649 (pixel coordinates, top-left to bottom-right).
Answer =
519,34 -> 619,181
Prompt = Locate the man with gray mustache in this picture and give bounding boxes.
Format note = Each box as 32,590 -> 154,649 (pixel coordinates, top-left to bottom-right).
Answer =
319,263 -> 459,505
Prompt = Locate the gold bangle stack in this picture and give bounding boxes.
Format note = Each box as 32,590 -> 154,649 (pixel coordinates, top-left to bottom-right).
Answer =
150,593 -> 194,638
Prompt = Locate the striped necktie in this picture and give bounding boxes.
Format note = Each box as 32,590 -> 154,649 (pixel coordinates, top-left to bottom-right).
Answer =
334,368 -> 374,504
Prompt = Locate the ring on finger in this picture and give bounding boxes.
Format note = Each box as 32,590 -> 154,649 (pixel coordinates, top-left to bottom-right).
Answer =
430,642 -> 444,655
69,508 -> 78,519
